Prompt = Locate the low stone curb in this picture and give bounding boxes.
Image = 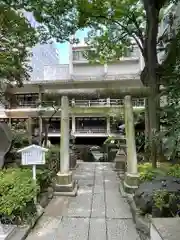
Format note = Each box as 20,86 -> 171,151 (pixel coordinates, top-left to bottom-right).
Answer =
119,179 -> 127,198
10,204 -> 44,240
10,188 -> 54,240
118,178 -> 151,240
127,195 -> 151,237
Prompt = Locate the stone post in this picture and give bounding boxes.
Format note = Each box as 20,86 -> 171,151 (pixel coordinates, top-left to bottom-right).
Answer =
60,96 -> 70,173
124,95 -> 139,193
107,97 -> 110,106
107,116 -> 110,135
55,96 -> 77,196
114,147 -> 126,177
72,115 -> 76,134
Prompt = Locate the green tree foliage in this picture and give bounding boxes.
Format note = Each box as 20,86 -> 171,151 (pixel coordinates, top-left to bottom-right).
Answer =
160,28 -> 180,160
0,6 -> 39,87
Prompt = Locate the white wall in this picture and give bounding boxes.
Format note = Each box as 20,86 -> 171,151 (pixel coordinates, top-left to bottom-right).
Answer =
44,64 -> 70,81
73,64 -> 105,76
107,61 -> 140,75
73,60 -> 140,77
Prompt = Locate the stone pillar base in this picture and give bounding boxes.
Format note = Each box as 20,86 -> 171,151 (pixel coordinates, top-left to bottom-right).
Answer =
114,157 -> 126,172
123,172 -> 139,194
114,153 -> 126,180
54,171 -> 78,197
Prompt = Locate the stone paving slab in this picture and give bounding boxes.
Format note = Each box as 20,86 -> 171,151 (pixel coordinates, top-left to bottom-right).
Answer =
89,218 -> 106,240
26,216 -> 62,240
43,196 -> 69,217
65,195 -> 92,217
78,185 -> 93,196
91,193 -> 105,218
104,181 -> 119,190
74,173 -> 94,181
106,194 -> 132,219
107,219 -> 140,240
77,179 -> 94,187
94,179 -> 103,185
93,184 -> 104,194
55,217 -> 89,239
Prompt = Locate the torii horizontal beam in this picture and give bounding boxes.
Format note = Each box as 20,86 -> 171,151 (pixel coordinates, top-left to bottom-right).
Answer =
44,87 -> 151,97
9,79 -> 150,97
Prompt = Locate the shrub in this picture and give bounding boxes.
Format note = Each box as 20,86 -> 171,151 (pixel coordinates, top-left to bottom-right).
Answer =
45,146 -> 60,175
0,168 -> 39,224
153,190 -> 180,217
138,163 -> 166,182
11,129 -> 29,149
36,168 -> 53,191
168,164 -> 180,178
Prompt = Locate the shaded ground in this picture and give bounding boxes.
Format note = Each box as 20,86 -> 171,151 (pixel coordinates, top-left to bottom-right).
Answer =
26,162 -> 139,240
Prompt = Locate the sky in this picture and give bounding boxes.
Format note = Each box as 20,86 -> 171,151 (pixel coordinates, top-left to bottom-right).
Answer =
57,29 -> 89,64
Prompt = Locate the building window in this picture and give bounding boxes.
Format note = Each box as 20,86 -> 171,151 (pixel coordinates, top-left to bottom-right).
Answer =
73,50 -> 87,61
73,51 -> 81,60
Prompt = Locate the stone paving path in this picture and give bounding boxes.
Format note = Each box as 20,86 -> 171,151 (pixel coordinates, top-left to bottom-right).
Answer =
26,162 -> 140,240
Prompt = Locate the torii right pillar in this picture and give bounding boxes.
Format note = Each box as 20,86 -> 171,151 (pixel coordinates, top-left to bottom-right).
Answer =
124,95 -> 139,193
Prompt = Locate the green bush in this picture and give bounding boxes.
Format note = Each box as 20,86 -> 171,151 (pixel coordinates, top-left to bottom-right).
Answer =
0,168 -> 39,224
153,189 -> 180,217
11,130 -> 29,149
168,164 -> 180,177
36,168 -> 53,191
45,146 -> 60,175
138,163 -> 166,182
34,146 -> 60,191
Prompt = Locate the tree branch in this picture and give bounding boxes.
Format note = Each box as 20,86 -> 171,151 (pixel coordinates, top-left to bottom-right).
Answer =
48,103 -> 60,124
131,12 -> 144,46
113,19 -> 144,54
87,13 -> 144,55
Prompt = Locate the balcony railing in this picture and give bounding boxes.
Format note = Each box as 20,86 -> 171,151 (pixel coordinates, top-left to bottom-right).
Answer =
75,128 -> 107,133
15,101 -> 37,108
45,128 -> 126,136
9,98 -> 145,109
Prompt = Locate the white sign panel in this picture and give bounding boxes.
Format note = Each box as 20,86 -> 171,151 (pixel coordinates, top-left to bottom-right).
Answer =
18,145 -> 48,166
22,149 -> 45,165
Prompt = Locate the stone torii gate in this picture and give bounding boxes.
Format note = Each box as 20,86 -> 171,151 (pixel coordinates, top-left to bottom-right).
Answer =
21,80 -> 150,196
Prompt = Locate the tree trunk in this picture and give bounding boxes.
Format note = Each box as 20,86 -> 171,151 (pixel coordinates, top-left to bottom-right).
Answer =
148,86 -> 158,168
144,98 -> 150,161
143,1 -> 160,168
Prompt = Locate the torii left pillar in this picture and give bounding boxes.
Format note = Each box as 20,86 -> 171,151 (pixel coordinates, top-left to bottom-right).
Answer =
55,96 -> 78,196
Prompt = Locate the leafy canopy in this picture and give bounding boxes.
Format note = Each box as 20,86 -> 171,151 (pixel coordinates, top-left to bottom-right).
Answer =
0,5 -> 39,86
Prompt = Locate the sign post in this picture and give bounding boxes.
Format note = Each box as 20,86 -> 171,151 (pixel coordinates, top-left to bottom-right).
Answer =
32,164 -> 36,181
32,164 -> 37,203
18,144 -> 48,204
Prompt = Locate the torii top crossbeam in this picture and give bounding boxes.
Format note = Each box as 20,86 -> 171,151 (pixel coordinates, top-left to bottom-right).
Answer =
9,78 -> 150,97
